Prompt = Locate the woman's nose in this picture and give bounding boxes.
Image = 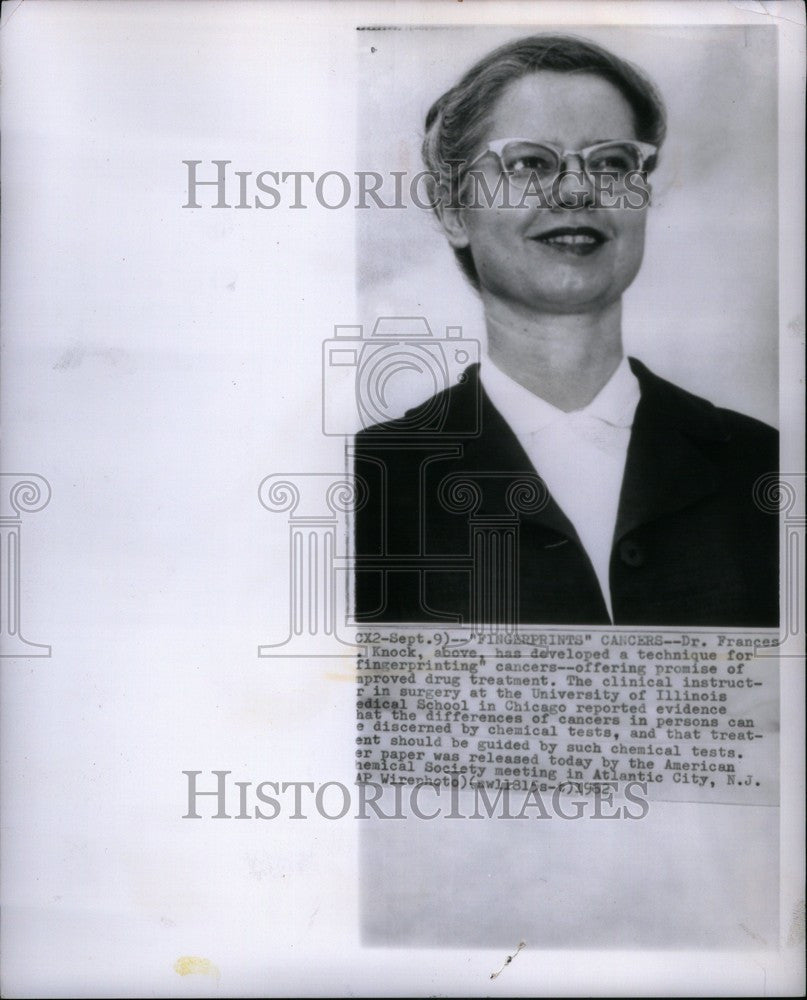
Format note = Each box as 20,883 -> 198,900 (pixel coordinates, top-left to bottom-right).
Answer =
553,154 -> 595,209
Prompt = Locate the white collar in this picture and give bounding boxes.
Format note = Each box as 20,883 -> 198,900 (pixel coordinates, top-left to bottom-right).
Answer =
480,355 -> 641,437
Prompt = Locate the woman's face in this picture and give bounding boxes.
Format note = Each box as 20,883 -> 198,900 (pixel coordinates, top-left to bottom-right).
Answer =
442,70 -> 650,315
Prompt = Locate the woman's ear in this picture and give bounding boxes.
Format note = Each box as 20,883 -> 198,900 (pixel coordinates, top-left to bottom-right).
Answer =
434,197 -> 471,250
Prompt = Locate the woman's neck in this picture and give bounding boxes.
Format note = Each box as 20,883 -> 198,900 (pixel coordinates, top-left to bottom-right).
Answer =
483,296 -> 625,411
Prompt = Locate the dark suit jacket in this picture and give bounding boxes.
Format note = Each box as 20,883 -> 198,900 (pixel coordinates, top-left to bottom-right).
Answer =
352,358 -> 778,627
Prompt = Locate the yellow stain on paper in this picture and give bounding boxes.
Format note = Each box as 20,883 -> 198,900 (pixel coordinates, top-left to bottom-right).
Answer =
173,956 -> 220,979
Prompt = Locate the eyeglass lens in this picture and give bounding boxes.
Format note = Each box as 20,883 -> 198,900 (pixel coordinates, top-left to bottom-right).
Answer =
499,142 -> 644,186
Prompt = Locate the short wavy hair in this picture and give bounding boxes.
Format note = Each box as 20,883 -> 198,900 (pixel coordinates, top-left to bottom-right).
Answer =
422,34 -> 667,290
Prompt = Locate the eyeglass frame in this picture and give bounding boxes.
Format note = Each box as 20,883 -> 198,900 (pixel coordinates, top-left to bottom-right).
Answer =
465,138 -> 659,189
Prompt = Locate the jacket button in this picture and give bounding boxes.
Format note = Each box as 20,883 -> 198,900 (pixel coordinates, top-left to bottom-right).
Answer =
619,539 -> 645,567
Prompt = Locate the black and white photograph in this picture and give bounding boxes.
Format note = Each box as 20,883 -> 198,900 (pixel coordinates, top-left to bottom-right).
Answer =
352,26 -> 779,629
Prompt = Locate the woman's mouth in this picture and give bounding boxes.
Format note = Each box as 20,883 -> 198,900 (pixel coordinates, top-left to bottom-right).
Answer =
530,226 -> 608,256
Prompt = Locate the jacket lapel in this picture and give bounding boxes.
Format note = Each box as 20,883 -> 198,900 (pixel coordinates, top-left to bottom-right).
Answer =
614,358 -> 729,542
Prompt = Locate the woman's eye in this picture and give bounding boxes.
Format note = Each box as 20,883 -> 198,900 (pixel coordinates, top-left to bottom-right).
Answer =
589,153 -> 634,174
509,156 -> 553,175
